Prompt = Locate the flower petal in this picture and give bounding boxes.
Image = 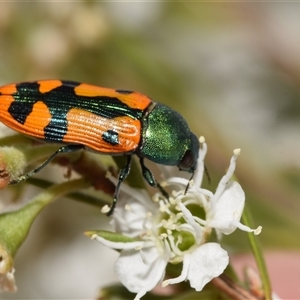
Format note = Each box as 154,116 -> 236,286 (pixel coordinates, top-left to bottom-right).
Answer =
111,190 -> 157,238
193,137 -> 207,187
208,181 -> 245,234
187,243 -> 229,291
213,149 -> 240,201
115,246 -> 168,299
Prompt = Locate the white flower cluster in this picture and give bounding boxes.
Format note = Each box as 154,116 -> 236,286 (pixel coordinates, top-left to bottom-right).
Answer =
93,137 -> 261,299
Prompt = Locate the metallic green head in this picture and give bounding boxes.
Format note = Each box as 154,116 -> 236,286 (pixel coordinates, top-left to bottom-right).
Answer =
139,103 -> 199,173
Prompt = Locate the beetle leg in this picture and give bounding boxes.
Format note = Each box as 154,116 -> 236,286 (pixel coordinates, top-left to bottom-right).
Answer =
139,158 -> 155,186
139,158 -> 169,200
157,183 -> 169,200
9,144 -> 84,185
107,155 -> 132,216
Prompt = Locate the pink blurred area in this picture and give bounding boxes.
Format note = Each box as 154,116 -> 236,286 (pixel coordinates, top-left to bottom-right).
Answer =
233,252 -> 300,299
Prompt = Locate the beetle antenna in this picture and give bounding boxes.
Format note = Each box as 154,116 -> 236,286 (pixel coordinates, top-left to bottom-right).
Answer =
184,165 -> 210,195
204,165 -> 211,184
184,172 -> 194,195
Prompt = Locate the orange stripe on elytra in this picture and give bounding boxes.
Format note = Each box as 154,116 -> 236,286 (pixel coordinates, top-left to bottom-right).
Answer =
38,80 -> 62,93
0,84 -> 19,129
63,108 -> 141,153
0,83 -> 17,95
74,83 -> 115,97
0,93 -> 17,128
23,101 -> 51,135
0,94 -> 51,138
74,83 -> 152,110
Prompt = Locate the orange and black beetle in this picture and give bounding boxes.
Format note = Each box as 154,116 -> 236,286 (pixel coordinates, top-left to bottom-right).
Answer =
0,80 -> 199,214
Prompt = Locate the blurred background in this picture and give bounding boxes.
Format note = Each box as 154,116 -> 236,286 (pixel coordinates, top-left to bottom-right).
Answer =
0,2 -> 300,299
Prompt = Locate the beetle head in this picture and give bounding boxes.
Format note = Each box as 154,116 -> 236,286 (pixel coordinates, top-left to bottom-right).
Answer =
177,132 -> 199,173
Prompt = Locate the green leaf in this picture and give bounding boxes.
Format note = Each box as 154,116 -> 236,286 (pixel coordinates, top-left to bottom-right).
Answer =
0,178 -> 90,274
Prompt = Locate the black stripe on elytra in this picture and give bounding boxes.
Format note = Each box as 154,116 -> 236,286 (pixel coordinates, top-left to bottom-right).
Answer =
8,82 -> 40,124
8,81 -> 145,142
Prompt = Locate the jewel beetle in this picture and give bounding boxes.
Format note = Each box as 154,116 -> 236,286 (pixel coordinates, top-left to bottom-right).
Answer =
0,80 -> 199,215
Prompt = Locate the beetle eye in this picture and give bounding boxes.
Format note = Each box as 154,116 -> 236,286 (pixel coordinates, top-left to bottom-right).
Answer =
178,149 -> 195,172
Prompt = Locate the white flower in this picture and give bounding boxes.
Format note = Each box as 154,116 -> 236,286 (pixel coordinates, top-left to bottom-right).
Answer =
92,137 -> 261,300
